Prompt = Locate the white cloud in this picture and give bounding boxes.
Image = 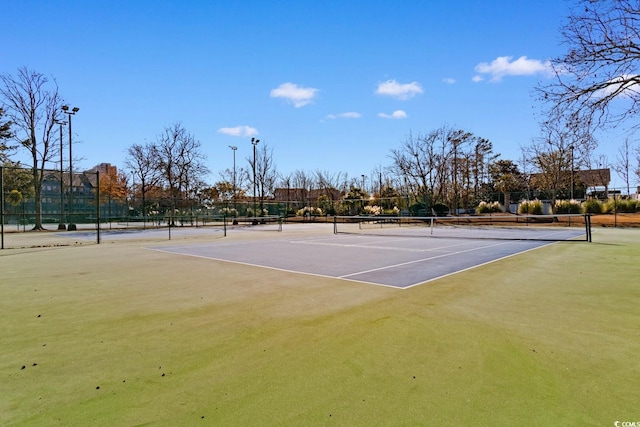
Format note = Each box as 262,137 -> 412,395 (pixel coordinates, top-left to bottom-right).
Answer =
217,125 -> 258,137
326,112 -> 362,119
472,75 -> 484,83
270,82 -> 319,107
377,110 -> 407,119
474,55 -> 552,82
443,77 -> 456,84
375,79 -> 423,100
595,74 -> 640,98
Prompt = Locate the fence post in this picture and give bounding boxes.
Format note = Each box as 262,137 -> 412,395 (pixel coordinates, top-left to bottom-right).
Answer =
1,166 -> 4,249
96,170 -> 101,244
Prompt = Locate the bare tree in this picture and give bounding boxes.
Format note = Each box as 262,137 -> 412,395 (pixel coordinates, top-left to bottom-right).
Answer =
282,169 -> 313,208
314,169 -> 347,197
389,126 -> 495,213
314,169 -> 347,214
390,131 -> 437,209
635,145 -> 640,185
0,67 -> 64,229
250,143 -> 278,215
528,123 -> 573,203
519,148 -> 534,200
538,0 -> 640,131
125,142 -> 160,220
155,123 -> 209,216
218,164 -> 249,201
613,137 -> 636,194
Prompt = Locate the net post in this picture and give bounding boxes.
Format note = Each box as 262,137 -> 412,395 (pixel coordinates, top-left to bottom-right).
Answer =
96,170 -> 101,244
430,217 -> 434,235
1,166 -> 4,250
585,214 -> 591,242
333,216 -> 337,234
223,214 -> 227,237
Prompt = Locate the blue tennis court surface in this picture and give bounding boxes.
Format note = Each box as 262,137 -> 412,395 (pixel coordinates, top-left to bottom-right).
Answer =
149,231 -> 568,289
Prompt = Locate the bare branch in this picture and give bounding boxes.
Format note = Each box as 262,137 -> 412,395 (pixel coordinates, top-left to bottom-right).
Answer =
537,0 -> 640,130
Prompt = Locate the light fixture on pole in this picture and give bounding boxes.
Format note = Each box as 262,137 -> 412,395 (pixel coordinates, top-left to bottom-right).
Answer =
61,105 -> 79,230
54,119 -> 67,230
229,145 -> 237,216
251,137 -> 260,223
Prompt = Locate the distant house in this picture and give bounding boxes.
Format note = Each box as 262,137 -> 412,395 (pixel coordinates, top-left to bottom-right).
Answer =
576,168 -> 610,189
308,187 -> 343,201
86,162 -> 118,176
40,163 -> 127,220
41,170 -> 95,213
529,168 -> 611,198
273,188 -> 308,202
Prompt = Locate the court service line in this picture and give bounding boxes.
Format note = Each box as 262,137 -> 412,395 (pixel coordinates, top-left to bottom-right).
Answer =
288,238 -> 479,253
338,240 -> 517,279
402,241 -> 555,289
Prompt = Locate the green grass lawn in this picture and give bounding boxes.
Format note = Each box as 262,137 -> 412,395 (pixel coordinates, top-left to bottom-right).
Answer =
1,227 -> 639,426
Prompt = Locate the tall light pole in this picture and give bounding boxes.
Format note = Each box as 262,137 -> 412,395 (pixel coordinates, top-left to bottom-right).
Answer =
454,142 -> 458,215
361,174 -> 366,215
229,145 -> 237,213
251,137 -> 260,221
62,105 -> 79,230
54,119 -> 67,230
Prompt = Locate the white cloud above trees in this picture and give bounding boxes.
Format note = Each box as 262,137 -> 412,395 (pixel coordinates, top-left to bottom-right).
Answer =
217,125 -> 258,137
377,110 -> 407,119
326,112 -> 362,119
270,82 -> 319,107
375,80 -> 423,100
473,55 -> 552,82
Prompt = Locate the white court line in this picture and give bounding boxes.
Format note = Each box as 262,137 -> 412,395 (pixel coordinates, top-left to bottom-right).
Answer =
288,236 -> 480,253
402,242 -> 555,289
145,238 -> 556,290
145,247 -> 401,289
338,240 -> 514,279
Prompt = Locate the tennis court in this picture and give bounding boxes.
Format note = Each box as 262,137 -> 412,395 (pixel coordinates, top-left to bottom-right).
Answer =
3,219 -> 637,426
149,224 -> 584,288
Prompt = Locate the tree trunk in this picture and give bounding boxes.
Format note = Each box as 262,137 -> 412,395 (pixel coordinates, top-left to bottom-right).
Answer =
32,166 -> 44,230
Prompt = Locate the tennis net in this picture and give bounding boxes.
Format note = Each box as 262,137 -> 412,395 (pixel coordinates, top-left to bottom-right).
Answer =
333,214 -> 592,242
227,215 -> 283,232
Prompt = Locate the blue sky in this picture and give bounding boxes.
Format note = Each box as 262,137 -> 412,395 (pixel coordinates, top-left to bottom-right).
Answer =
7,0 -> 622,187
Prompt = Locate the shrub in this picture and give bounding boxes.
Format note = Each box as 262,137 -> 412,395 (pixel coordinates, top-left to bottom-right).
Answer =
582,198 -> 603,214
220,207 -> 238,217
285,207 -> 297,217
554,199 -> 582,214
603,198 -> 640,213
383,206 -> 401,216
296,206 -> 323,216
475,201 -> 502,214
518,199 -> 543,215
363,205 -> 382,216
408,202 -> 425,216
432,203 -> 449,216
